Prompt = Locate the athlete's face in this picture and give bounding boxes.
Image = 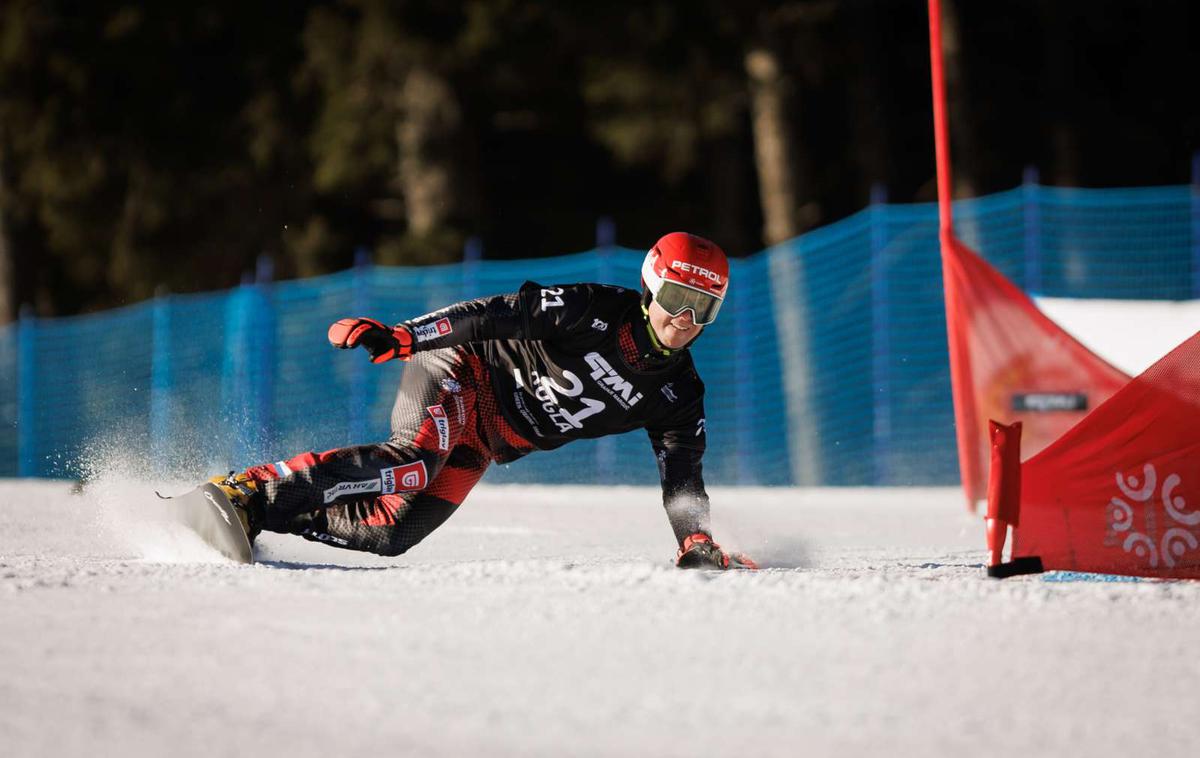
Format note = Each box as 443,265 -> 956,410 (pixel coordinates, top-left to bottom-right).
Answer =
648,300 -> 704,349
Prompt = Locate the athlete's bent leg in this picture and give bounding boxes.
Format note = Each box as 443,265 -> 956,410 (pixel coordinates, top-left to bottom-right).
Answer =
289,452 -> 492,555
239,348 -> 496,555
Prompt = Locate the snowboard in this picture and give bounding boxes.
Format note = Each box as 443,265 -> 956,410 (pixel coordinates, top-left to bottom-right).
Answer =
158,483 -> 254,564
727,552 -> 759,571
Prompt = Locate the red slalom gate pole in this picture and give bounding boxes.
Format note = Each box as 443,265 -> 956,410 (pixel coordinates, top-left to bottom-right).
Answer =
928,0 -> 979,509
927,0 -> 954,244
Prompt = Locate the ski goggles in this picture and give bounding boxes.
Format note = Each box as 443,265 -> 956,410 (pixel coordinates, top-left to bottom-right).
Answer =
653,280 -> 724,325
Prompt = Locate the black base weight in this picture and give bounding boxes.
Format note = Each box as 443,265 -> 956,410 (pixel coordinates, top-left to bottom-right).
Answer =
987,556 -> 1044,579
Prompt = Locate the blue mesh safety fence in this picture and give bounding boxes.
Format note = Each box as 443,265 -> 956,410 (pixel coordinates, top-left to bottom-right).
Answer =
1,183 -> 1196,484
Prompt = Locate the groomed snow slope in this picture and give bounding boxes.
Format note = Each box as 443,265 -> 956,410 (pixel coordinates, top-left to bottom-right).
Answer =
3,478 -> 1200,758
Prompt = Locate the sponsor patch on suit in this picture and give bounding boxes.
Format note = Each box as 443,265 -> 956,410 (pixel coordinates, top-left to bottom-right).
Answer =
381,461 -> 428,493
323,478 -> 381,504
413,317 -> 453,343
427,405 -> 451,450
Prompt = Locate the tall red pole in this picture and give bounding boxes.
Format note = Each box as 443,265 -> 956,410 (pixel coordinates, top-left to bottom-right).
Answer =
928,0 -> 980,509
928,0 -> 954,242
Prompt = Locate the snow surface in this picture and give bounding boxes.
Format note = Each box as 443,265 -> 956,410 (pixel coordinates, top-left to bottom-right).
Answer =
4,475 -> 1200,758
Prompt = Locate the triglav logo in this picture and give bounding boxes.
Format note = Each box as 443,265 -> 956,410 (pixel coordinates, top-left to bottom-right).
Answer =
381,461 -> 428,494
1106,462 -> 1199,568
427,405 -> 450,451
413,317 -> 453,343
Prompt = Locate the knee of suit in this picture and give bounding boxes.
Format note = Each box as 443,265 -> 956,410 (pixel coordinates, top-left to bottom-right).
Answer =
368,534 -> 412,557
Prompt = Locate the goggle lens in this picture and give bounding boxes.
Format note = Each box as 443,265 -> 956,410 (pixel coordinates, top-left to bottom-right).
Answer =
654,281 -> 723,325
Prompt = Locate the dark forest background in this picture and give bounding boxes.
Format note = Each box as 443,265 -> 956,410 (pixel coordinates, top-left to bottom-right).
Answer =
0,0 -> 1196,320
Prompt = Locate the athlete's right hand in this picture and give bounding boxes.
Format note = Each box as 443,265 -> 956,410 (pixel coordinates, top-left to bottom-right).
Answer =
674,532 -> 759,570
327,317 -> 413,363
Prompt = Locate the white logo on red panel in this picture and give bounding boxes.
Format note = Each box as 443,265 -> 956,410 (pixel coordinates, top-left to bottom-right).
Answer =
428,405 -> 450,450
1106,463 -> 1200,569
381,461 -> 428,494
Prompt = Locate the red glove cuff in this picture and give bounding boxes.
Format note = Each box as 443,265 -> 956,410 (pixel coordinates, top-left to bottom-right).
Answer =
368,326 -> 414,364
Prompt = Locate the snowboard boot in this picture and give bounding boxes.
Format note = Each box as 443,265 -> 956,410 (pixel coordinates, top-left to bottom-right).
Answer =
208,471 -> 264,543
675,533 -> 729,570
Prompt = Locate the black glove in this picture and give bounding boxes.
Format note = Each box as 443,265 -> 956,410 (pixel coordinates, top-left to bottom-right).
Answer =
327,317 -> 414,363
675,532 -> 759,570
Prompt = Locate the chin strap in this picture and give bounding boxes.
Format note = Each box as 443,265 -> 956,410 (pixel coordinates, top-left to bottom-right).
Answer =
640,302 -> 675,357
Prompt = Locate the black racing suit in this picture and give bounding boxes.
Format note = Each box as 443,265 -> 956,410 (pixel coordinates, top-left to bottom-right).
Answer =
246,281 -> 712,556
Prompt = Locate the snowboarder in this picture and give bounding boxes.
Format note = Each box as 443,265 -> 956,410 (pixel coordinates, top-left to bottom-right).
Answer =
210,232 -> 754,569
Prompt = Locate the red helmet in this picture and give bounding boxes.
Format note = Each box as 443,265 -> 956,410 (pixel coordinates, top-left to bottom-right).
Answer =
640,232 -> 729,325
